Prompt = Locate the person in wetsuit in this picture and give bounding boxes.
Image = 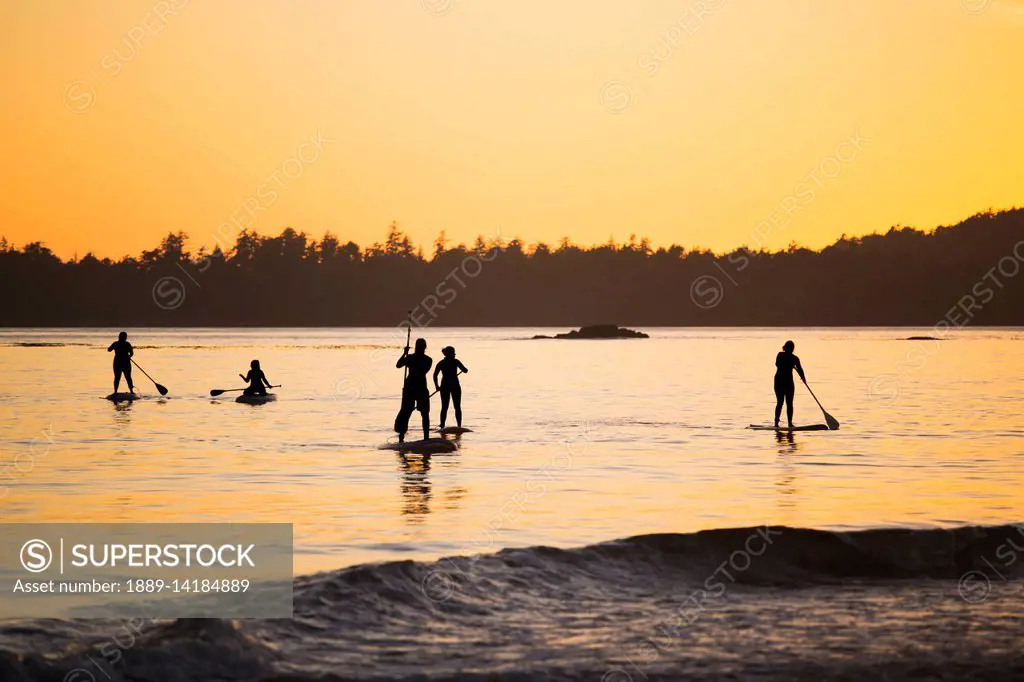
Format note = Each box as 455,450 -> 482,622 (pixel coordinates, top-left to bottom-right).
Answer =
240,359 -> 272,396
433,346 -> 468,429
774,340 -> 806,429
395,338 -> 433,442
107,331 -> 134,393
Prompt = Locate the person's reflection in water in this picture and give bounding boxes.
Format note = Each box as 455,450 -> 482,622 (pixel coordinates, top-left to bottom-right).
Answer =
775,429 -> 798,453
775,431 -> 799,516
398,453 -> 432,522
112,400 -> 134,428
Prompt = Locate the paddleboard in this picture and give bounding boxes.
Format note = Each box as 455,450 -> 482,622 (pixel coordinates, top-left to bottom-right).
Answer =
748,424 -> 830,432
379,438 -> 458,454
106,392 -> 140,402
235,393 -> 277,404
437,426 -> 472,435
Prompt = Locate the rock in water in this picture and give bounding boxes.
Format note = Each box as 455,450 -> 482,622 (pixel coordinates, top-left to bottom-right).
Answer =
533,324 -> 649,340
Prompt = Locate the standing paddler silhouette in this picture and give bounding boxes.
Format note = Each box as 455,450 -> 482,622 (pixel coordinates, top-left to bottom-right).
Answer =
393,311 -> 434,443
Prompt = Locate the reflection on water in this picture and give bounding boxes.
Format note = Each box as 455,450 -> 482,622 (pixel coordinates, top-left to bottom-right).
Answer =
0,327 -> 1022,574
442,487 -> 467,512
774,431 -> 800,517
398,450 -> 466,523
111,400 -> 133,429
398,454 -> 433,522
775,429 -> 798,453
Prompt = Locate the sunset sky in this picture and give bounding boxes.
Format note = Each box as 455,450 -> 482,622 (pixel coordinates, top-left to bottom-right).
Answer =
2,0 -> 1022,259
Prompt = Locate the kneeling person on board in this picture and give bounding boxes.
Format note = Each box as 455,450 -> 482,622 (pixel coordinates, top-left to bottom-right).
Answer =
240,360 -> 273,396
107,331 -> 134,393
395,338 -> 432,442
433,346 -> 468,429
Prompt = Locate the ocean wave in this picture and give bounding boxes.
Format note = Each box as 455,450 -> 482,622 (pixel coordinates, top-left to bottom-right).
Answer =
2,524 -> 1022,681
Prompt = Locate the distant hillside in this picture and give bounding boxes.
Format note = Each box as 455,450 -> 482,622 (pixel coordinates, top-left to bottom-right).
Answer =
2,210 -> 1023,326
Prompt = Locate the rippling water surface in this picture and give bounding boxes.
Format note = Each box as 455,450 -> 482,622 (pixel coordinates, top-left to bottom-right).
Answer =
1,327 -> 1022,574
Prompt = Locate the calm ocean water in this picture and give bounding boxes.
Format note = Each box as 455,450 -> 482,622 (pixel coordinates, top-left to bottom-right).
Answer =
1,327 -> 1021,573
2,327 -> 1023,681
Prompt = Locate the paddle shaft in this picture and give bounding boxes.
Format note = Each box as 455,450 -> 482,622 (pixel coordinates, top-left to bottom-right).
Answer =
211,385 -> 280,396
131,359 -> 167,394
802,379 -> 840,429
403,310 -> 412,384
429,370 -> 463,398
803,380 -> 825,411
130,359 -> 157,385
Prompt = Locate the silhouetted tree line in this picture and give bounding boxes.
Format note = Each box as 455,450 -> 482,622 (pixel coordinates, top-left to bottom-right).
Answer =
2,211 -> 1023,326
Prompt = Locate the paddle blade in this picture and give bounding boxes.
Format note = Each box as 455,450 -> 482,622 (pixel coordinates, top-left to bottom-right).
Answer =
825,412 -> 840,430
155,383 -> 169,396
210,389 -> 226,397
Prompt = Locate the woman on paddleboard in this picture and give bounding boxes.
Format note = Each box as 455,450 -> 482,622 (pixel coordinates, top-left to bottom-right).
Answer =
774,340 -> 806,429
240,360 -> 273,397
395,338 -> 433,443
433,346 -> 468,430
107,331 -> 134,394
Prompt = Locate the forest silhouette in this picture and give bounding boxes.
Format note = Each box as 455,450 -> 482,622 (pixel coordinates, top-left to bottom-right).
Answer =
2,209 -> 1023,326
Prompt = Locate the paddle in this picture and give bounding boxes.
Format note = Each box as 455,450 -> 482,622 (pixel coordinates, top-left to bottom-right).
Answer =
403,310 -> 412,383
131,359 -> 168,396
802,379 -> 840,430
429,370 -> 464,398
210,385 -> 280,397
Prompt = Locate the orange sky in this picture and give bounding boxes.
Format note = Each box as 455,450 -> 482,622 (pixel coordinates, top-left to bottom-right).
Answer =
2,0 -> 1023,259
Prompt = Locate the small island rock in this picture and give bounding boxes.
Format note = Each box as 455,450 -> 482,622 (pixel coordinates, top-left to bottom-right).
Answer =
533,324 -> 649,340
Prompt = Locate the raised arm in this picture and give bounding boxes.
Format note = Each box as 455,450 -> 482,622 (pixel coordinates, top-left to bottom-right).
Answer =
456,360 -> 468,374
107,343 -> 115,352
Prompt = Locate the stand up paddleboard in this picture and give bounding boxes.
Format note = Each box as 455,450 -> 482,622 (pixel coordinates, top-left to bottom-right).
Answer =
379,438 -> 458,455
748,424 -> 831,432
437,426 -> 472,435
106,392 -> 140,402
236,393 -> 277,404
